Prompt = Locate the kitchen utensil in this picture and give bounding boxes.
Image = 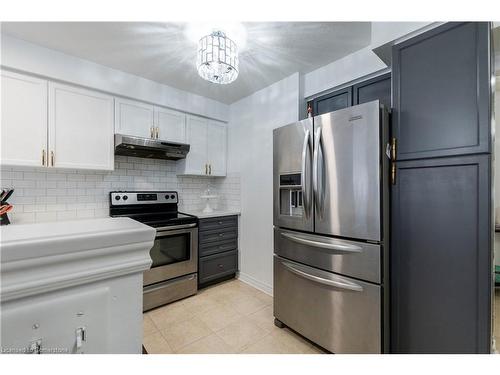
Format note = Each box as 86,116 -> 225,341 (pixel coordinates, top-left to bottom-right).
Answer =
0,204 -> 13,215
1,189 -> 14,202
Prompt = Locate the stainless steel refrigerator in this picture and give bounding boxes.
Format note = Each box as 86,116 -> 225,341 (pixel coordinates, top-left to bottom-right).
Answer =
273,100 -> 390,353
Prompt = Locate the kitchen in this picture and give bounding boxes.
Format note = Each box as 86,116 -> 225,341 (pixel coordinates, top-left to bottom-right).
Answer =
0,4 -> 500,369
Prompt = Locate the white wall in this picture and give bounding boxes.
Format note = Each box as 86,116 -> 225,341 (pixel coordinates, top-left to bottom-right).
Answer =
0,34 -> 229,122
229,73 -> 300,294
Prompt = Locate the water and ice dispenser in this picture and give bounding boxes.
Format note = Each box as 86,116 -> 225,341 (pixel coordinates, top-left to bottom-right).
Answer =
279,173 -> 303,217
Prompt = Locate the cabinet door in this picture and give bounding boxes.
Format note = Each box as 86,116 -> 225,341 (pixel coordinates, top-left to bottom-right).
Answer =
391,155 -> 491,353
353,72 -> 391,108
392,22 -> 491,160
155,107 -> 186,143
1,71 -> 48,167
178,115 -> 208,175
115,98 -> 154,138
48,83 -> 114,170
313,87 -> 352,116
207,120 -> 227,176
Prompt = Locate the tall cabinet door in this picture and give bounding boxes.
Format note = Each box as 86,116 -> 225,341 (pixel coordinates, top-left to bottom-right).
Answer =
391,22 -> 492,353
207,120 -> 227,176
1,71 -> 48,167
115,98 -> 154,139
392,22 -> 491,160
391,155 -> 491,353
155,107 -> 186,143
48,83 -> 115,170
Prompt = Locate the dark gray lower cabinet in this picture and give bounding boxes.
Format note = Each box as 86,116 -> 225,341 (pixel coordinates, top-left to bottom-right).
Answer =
391,155 -> 491,353
199,250 -> 238,285
198,215 -> 239,287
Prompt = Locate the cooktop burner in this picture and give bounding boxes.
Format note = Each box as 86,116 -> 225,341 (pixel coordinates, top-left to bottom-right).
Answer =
109,191 -> 197,227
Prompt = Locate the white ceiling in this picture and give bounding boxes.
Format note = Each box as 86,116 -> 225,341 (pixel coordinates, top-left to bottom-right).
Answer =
0,22 -> 372,104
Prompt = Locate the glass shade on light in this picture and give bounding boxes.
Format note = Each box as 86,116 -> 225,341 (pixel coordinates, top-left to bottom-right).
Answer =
197,31 -> 239,84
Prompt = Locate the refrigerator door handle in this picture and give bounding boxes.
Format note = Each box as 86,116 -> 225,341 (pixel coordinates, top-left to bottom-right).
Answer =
280,231 -> 363,254
313,126 -> 324,218
301,129 -> 312,218
281,260 -> 363,292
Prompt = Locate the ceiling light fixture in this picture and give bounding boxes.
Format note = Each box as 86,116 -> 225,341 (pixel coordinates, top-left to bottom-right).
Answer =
197,30 -> 239,85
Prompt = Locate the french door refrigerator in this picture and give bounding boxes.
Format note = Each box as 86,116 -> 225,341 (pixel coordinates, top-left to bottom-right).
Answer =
273,100 -> 389,353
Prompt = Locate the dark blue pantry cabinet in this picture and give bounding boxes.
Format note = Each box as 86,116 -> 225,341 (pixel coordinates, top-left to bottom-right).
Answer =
390,22 -> 493,353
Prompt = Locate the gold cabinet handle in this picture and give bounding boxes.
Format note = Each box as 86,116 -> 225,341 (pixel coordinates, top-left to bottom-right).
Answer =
150,126 -> 154,138
205,164 -> 208,175
209,164 -> 212,175
156,127 -> 159,139
391,162 -> 396,185
391,137 -> 397,161
50,151 -> 55,167
42,149 -> 46,167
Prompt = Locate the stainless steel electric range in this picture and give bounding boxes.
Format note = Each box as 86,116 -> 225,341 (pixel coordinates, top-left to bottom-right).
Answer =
109,191 -> 198,311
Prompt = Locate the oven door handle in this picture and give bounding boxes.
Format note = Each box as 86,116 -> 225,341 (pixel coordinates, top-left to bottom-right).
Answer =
155,223 -> 197,232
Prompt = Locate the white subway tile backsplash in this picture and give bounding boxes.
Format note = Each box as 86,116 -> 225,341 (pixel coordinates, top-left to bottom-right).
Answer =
35,212 -> 57,222
1,156 -> 240,224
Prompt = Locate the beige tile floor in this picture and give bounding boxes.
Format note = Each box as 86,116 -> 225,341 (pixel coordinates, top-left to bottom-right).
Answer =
143,278 -> 328,354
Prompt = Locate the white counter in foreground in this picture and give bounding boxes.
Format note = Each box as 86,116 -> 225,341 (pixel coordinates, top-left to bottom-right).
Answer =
0,217 -> 155,354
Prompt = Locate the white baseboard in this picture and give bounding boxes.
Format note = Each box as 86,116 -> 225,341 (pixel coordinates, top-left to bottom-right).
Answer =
237,272 -> 273,296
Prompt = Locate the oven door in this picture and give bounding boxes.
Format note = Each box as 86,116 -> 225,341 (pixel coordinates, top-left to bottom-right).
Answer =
143,223 -> 198,286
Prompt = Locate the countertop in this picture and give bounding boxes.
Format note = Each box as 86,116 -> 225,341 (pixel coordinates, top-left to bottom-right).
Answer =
182,210 -> 241,219
0,217 -> 156,262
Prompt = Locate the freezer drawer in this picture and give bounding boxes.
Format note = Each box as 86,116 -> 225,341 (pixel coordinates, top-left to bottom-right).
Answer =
274,228 -> 381,283
273,255 -> 381,353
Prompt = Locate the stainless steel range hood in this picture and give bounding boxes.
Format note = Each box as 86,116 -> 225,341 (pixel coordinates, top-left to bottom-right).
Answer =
114,134 -> 190,160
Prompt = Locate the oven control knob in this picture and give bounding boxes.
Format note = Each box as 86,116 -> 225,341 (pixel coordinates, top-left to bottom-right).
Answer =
115,196 -> 121,201
170,194 -> 175,199
165,195 -> 169,200
123,195 -> 128,201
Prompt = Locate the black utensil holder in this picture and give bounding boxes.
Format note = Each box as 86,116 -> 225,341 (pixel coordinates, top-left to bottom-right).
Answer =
0,212 -> 10,226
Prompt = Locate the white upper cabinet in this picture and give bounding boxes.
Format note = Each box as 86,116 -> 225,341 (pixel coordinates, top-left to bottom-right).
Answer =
1,71 -> 48,167
48,82 -> 114,170
207,120 -> 227,177
155,107 -> 186,143
177,115 -> 227,177
115,97 -> 155,139
178,115 -> 209,175
114,97 -> 188,143
1,70 -> 226,174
